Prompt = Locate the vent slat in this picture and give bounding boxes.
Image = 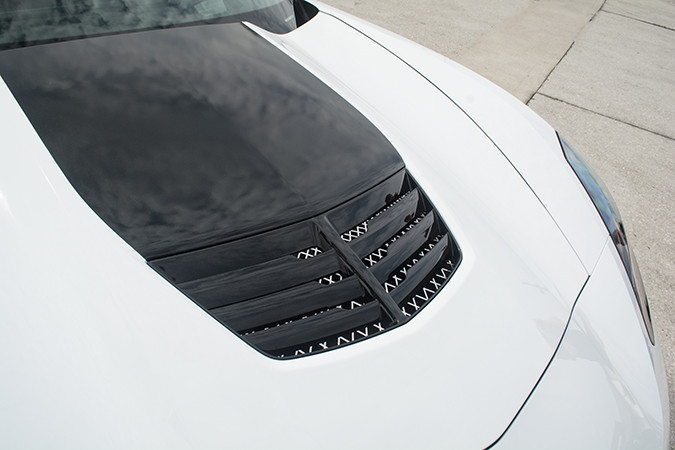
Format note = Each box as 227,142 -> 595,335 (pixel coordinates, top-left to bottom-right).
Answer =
350,189 -> 420,257
150,222 -> 314,284
371,213 -> 436,282
212,276 -> 364,332
391,234 -> 449,304
327,169 -> 406,232
180,250 -> 341,310
245,302 -> 381,352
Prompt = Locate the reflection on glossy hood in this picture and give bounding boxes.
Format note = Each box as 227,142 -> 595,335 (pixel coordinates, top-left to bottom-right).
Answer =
0,22 -> 403,259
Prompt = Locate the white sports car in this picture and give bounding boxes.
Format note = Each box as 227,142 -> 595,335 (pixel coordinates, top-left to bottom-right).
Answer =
0,0 -> 668,448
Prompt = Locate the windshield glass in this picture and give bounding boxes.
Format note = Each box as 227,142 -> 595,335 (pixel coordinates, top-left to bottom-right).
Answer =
0,0 -> 297,49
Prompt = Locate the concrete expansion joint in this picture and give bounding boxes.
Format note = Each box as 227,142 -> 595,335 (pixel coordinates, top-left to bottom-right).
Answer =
536,93 -> 675,142
601,9 -> 675,33
526,41 -> 575,105
591,0 -> 609,22
526,0 -> 606,105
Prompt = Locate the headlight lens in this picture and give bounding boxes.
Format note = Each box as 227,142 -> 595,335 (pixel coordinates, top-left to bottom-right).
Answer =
559,133 -> 654,344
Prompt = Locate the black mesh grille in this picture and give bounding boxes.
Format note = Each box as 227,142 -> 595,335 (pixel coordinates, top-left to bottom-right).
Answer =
150,170 -> 461,359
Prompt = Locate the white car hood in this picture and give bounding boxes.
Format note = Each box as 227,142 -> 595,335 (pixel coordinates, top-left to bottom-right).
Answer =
0,11 -> 588,450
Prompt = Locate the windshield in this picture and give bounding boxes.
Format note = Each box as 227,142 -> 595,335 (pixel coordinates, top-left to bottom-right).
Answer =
0,0 -> 301,49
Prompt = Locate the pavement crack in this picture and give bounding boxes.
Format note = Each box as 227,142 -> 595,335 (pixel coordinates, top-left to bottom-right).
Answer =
535,94 -> 675,142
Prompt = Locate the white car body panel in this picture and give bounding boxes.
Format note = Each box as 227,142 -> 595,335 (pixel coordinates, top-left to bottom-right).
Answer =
496,239 -> 669,449
0,5 -> 667,449
312,1 -> 609,273
0,16 -> 589,449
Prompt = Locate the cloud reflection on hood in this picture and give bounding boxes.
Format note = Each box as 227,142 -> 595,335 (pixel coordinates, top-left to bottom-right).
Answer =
0,22 -> 403,258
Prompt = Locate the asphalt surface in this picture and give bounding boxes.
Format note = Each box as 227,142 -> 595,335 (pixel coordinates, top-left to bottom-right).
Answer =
321,0 -> 675,443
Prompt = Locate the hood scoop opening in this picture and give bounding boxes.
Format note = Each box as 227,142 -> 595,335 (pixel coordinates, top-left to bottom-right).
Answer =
150,170 -> 461,359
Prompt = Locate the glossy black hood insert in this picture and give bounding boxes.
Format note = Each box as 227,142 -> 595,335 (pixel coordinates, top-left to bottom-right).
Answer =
152,170 -> 462,359
0,22 -> 403,259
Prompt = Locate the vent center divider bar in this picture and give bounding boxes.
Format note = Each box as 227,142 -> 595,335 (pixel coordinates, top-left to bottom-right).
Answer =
316,216 -> 406,323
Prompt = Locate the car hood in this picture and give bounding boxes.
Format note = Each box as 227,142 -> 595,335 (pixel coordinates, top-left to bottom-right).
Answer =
0,23 -> 403,259
0,11 -> 588,450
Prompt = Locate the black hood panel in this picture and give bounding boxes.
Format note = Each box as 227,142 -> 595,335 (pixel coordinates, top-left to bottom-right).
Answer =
0,22 -> 403,259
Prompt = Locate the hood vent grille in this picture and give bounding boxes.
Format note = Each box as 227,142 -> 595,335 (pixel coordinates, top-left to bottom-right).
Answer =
150,170 -> 461,359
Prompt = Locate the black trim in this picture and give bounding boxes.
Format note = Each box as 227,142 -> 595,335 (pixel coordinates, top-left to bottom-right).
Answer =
292,0 -> 319,27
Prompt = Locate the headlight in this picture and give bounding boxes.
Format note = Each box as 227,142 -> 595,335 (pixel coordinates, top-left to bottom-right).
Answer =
559,133 -> 654,344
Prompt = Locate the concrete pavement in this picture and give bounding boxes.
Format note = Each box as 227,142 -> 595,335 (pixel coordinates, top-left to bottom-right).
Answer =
323,0 -> 675,443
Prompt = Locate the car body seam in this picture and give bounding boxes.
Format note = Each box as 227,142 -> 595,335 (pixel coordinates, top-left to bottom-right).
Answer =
319,10 -> 591,275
